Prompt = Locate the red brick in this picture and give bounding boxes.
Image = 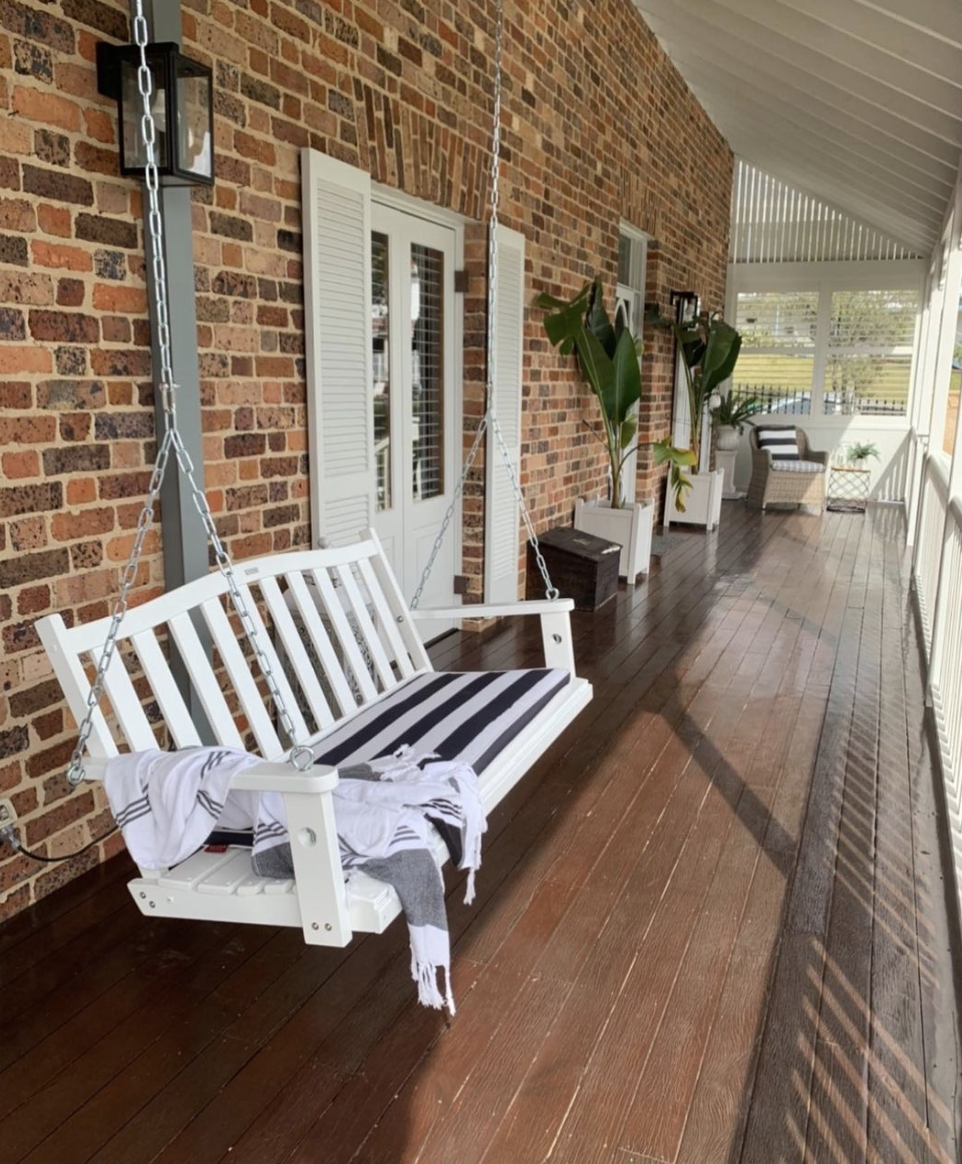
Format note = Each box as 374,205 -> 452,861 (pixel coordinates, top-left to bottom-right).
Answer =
37,203 -> 72,237
11,86 -> 81,132
92,284 -> 147,313
30,241 -> 94,271
2,450 -> 39,478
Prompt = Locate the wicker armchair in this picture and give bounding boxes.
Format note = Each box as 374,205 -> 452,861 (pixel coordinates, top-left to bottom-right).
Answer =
747,426 -> 828,511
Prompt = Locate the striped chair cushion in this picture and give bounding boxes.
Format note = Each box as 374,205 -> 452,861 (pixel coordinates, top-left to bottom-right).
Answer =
314,668 -> 571,773
756,427 -> 800,460
770,459 -> 825,473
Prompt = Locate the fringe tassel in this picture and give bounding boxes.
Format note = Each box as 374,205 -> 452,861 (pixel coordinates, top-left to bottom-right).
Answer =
463,830 -> 483,904
410,947 -> 456,1014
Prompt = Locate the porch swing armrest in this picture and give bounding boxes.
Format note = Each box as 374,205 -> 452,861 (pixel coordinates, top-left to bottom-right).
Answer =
413,600 -> 577,673
230,761 -> 339,796
74,756 -> 338,795
410,599 -> 575,620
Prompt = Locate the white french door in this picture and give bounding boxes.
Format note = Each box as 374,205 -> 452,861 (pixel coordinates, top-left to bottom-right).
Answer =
370,205 -> 459,611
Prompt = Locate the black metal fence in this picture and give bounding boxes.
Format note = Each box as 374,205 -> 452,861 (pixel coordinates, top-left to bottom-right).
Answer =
730,384 -> 906,418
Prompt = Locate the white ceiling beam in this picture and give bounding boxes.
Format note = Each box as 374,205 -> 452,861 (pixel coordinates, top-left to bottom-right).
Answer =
700,0 -> 962,115
773,0 -> 962,83
676,61 -> 950,219
666,42 -> 956,195
638,2 -> 960,168
636,1 -> 962,145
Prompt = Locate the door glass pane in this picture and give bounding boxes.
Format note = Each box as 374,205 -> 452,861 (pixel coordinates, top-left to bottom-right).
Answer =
411,244 -> 444,502
371,231 -> 390,511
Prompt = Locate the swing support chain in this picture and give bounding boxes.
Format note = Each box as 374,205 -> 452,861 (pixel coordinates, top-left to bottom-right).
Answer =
409,0 -> 558,610
66,0 -> 313,787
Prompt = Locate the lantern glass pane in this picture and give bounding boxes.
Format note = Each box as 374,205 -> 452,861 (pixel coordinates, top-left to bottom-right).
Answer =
121,56 -> 168,170
177,66 -> 212,180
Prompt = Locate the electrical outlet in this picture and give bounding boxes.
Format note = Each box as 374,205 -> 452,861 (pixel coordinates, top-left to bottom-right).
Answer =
0,798 -> 17,828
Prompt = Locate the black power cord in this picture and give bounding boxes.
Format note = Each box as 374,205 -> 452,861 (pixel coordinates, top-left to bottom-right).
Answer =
1,825 -> 118,863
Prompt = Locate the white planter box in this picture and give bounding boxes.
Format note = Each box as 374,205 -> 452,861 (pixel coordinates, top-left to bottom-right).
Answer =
574,497 -> 653,582
664,469 -> 723,531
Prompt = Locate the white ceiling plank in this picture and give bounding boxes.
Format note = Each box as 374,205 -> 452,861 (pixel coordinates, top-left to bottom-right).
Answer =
632,0 -> 962,258
666,42 -> 956,196
716,103 -> 942,232
774,0 -> 962,82
638,2 -> 960,168
699,0 -> 962,116
677,62 -> 950,219
637,1 -> 962,146
850,0 -> 962,49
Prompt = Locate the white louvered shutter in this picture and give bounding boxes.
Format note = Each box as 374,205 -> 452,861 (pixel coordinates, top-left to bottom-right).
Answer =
301,149 -> 375,545
484,225 -> 525,603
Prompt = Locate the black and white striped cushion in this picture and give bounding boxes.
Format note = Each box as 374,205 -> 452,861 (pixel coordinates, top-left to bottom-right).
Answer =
314,668 -> 571,774
756,427 -> 800,460
770,459 -> 825,473
204,670 -> 571,850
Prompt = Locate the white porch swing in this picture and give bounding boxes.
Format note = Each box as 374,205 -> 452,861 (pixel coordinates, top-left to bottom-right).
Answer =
34,0 -> 592,946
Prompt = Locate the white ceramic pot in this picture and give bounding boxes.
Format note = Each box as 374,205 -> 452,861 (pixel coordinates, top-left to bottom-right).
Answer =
715,424 -> 740,452
573,497 -> 653,582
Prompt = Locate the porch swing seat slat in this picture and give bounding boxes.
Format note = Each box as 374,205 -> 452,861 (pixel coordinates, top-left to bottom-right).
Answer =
36,532 -> 592,948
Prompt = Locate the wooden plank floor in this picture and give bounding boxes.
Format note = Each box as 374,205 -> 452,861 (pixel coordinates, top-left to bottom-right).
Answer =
1,501 -> 959,1164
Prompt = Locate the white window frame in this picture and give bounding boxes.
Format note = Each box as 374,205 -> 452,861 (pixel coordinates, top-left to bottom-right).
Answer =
616,223 -> 650,503
726,259 -> 926,424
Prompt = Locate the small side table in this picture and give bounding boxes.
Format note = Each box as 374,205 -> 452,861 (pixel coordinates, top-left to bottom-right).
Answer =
827,466 -> 871,513
715,449 -> 743,499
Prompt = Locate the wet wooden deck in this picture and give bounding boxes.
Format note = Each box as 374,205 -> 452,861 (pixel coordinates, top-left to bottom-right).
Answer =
1,501 -> 959,1164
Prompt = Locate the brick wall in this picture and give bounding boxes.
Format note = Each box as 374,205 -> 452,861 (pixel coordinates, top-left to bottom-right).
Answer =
0,0 -> 731,918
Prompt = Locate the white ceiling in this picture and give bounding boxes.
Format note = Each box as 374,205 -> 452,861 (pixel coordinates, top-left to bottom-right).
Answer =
633,0 -> 962,255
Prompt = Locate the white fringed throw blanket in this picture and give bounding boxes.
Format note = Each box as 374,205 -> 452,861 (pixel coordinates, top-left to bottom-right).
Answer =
104,746 -> 486,1012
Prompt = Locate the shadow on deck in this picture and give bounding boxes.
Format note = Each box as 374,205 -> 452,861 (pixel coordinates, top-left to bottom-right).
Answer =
0,500 -> 959,1164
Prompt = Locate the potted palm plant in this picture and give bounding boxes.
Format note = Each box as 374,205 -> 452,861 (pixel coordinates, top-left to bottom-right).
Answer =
536,278 -> 653,581
712,391 -> 763,451
648,307 -> 742,527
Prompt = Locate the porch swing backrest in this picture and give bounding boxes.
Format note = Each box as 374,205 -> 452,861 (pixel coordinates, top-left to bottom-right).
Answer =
37,536 -> 431,765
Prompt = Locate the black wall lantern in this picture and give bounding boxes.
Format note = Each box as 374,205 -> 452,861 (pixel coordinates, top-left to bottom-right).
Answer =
96,41 -> 214,186
669,289 -> 699,326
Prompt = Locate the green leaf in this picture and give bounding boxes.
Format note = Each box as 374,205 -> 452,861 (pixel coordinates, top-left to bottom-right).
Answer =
586,278 -> 616,358
575,326 -> 614,404
651,438 -> 696,468
650,438 -> 696,511
538,282 -> 592,352
700,318 -> 742,394
670,463 -> 693,512
619,414 -> 637,449
601,327 -> 642,426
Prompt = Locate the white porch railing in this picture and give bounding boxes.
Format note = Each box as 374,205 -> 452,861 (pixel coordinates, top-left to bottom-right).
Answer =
911,443 -> 962,916
929,496 -> 962,879
912,447 -> 950,655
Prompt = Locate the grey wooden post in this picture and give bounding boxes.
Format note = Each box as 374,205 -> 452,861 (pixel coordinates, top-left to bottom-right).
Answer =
140,0 -> 213,738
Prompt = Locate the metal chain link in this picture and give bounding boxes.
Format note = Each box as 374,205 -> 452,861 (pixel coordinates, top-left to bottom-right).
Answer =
409,415 -> 489,610
67,0 -> 312,786
409,0 -> 559,607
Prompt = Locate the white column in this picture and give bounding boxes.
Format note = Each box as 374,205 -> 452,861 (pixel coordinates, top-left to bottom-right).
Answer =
927,163 -> 962,455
